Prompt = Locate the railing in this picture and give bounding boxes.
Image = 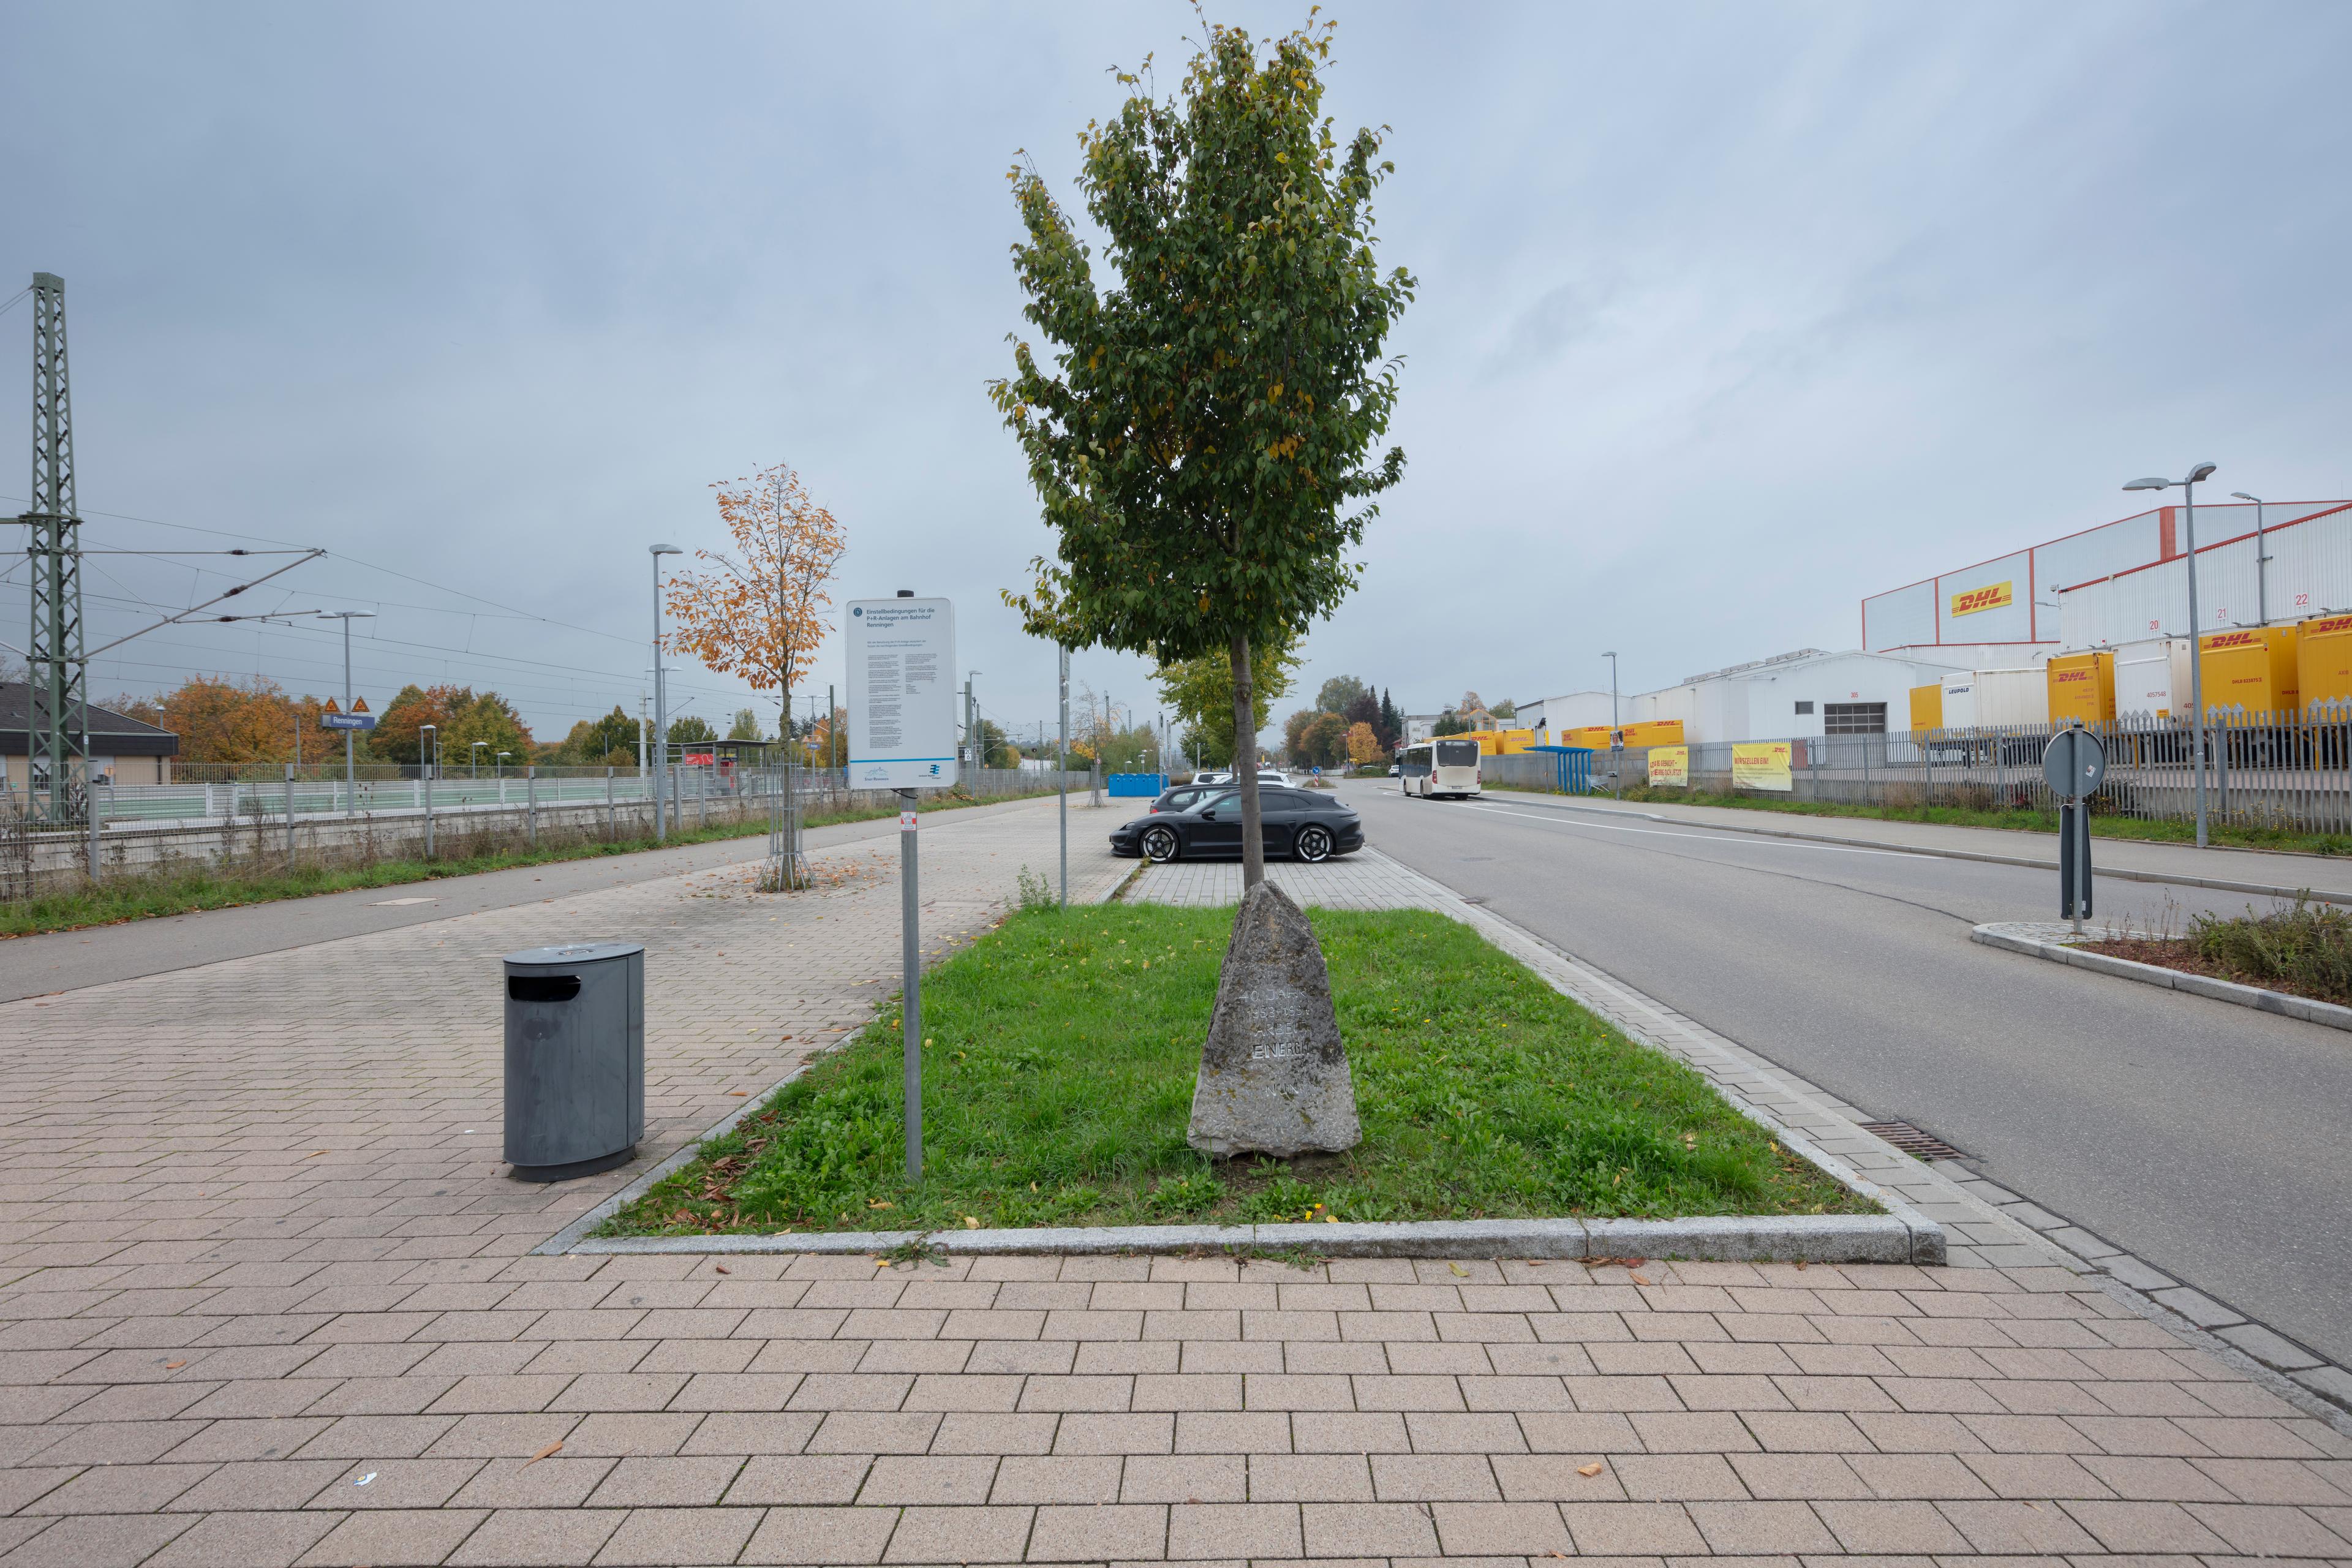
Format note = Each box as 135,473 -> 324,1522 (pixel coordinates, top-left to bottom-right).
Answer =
0,764 -> 1084,902
1532,706 -> 2352,835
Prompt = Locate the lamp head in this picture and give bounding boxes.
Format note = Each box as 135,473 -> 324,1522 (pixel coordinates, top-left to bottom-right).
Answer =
650,543 -> 682,557
2187,462 -> 2218,483
2230,491 -> 2261,502
2124,478 -> 2171,492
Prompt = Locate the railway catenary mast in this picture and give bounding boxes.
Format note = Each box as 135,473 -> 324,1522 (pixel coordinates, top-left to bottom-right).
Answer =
20,273 -> 88,819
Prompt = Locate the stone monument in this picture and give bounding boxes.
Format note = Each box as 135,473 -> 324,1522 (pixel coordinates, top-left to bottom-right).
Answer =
1187,881 -> 1362,1158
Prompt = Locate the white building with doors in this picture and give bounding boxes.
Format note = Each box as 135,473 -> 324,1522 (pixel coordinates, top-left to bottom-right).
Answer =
1629,648 -> 1968,744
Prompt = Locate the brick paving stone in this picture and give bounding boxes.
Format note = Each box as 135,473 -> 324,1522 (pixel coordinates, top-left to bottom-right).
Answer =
3,801 -> 2350,1564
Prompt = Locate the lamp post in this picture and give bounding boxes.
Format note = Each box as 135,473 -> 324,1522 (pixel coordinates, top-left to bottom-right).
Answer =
2230,492 -> 2269,626
315,610 -> 375,816
650,544 -> 682,842
419,722 -> 438,856
497,751 -> 511,781
2125,463 -> 2218,846
1602,651 -> 1621,799
470,740 -> 487,780
1602,652 -> 1619,730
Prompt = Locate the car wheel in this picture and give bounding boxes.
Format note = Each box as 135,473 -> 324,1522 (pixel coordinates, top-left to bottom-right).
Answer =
1140,824 -> 1180,864
1294,826 -> 1333,863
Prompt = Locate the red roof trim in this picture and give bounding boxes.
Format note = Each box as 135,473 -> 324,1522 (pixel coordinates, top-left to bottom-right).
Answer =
2054,501 -> 2352,594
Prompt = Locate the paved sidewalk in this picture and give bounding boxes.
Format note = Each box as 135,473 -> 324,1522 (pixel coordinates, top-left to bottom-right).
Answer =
1480,788 -> 2352,901
1126,855 -> 1434,911
2,801 -> 2351,1562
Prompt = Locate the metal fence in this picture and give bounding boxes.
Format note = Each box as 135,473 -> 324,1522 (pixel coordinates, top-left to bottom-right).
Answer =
0,764 -> 1080,902
1485,706 -> 2352,835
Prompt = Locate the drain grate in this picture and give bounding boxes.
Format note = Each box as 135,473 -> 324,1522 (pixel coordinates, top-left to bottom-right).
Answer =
1860,1121 -> 1968,1161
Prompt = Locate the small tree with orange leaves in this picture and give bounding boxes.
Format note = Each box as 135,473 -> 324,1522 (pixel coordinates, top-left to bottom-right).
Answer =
665,461 -> 848,885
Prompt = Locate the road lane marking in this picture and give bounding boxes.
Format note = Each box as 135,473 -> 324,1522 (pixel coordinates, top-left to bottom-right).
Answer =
1445,801 -> 1940,860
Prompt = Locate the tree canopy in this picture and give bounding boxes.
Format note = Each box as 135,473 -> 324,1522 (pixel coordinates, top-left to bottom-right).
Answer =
992,16 -> 1409,881
1152,637 -> 1297,769
1316,674 -> 1370,715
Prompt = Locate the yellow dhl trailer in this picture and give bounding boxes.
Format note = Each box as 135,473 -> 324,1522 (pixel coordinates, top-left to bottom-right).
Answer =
2046,652 -> 2116,728
1909,682 -> 1942,732
1621,719 -> 1683,747
2299,614 -> 2352,709
1471,728 -> 1536,756
2198,627 -> 2296,715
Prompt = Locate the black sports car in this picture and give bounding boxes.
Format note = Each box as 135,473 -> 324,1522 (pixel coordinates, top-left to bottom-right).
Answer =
1109,786 -> 1364,864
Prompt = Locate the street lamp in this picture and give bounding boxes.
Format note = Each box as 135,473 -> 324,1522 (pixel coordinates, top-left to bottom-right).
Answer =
315,610 -> 376,816
2125,462 -> 2218,846
650,543 -> 683,842
470,740 -> 488,779
1602,652 -> 1621,799
2230,492 -> 2269,626
1602,652 -> 1619,731
496,750 -> 511,780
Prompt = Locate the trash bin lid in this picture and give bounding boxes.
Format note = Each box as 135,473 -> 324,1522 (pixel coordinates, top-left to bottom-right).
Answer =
504,942 -> 645,968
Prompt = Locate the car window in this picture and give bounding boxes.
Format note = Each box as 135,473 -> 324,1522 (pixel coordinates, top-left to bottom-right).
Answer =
1263,790 -> 1309,811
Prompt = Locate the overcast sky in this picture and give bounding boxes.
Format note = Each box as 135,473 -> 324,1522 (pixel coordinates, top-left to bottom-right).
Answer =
5,1 -> 2346,745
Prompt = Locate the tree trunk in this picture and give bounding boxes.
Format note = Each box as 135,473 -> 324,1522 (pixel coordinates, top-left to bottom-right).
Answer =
1231,630 -> 1265,890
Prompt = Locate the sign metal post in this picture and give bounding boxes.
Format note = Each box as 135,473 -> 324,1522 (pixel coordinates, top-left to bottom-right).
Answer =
846,595 -> 958,1182
2042,726 -> 2106,935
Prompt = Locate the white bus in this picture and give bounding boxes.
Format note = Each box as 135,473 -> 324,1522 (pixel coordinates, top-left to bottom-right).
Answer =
1398,737 -> 1482,799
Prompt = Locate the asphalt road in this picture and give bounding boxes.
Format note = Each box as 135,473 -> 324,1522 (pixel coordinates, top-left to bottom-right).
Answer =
1343,782 -> 2352,1371
0,795 -> 1061,1002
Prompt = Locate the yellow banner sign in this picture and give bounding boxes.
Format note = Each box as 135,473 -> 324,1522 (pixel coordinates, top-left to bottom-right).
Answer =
1646,745 -> 1688,789
1949,580 -> 2014,617
1731,741 -> 1793,792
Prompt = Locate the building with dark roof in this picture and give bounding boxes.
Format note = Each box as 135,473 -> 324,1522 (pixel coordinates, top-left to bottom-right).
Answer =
0,685 -> 180,788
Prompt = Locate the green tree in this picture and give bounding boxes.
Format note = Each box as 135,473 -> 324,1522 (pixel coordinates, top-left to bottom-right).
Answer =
1300,711 -> 1350,770
667,714 -> 717,746
1315,674 -> 1369,716
1433,707 -> 1468,737
992,17 -> 1412,888
1379,687 -> 1402,748
727,707 -> 765,741
1153,638 -> 1297,771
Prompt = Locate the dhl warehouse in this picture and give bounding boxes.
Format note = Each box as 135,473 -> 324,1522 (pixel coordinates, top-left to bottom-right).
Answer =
1504,497 -> 2352,752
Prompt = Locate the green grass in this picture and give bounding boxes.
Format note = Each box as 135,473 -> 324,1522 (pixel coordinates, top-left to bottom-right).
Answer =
608,903 -> 1865,1236
1567,785 -> 2352,858
0,790 -> 1054,938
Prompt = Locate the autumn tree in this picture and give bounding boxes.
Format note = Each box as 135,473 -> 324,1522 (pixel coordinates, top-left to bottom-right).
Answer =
665,462 -> 846,748
993,17 -> 1412,888
370,685 -> 530,766
1345,720 -> 1382,767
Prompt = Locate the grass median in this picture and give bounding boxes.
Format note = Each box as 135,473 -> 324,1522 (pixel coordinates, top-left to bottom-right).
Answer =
608,902 -> 1865,1237
0,789 -> 1056,938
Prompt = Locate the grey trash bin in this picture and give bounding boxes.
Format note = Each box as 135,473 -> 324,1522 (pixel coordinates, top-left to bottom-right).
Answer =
503,942 -> 645,1182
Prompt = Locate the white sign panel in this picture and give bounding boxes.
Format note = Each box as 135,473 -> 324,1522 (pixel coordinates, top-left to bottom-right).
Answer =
846,597 -> 958,791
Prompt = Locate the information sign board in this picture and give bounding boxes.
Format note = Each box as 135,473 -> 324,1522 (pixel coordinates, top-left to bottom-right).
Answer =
846,597 -> 958,791
320,712 -> 376,731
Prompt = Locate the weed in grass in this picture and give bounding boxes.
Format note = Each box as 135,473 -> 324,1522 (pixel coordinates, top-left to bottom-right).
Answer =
608,904 -> 1864,1236
1014,865 -> 1056,911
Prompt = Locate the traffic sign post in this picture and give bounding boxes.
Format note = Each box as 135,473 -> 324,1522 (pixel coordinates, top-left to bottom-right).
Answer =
2043,726 -> 2106,934
847,595 -> 957,1182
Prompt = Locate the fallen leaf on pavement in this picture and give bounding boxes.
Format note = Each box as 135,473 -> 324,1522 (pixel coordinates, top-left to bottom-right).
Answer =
164,1360 -> 186,1370
522,1440 -> 563,1467
714,1264 -> 731,1275
1629,1272 -> 1653,1286
1577,1463 -> 1603,1477
729,1090 -> 748,1096
1447,1262 -> 1469,1277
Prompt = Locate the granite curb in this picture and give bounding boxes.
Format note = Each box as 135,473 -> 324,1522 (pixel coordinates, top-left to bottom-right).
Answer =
1972,919 -> 2352,1031
1480,788 -> 2350,906
564,1212 -> 1927,1262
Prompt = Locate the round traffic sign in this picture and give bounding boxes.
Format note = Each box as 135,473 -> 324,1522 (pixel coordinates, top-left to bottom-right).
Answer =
2041,728 -> 2106,799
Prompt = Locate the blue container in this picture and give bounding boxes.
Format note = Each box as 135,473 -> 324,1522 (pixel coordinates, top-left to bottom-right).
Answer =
1107,772 -> 1167,798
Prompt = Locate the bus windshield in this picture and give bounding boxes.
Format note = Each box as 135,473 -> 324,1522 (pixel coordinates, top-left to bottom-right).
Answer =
1435,741 -> 1480,768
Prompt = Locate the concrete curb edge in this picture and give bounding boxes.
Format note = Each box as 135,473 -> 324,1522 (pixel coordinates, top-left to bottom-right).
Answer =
564,1212 -> 1925,1262
1971,922 -> 2352,1033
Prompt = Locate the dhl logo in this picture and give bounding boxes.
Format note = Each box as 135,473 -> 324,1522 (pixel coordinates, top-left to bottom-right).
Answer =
1948,581 -> 2013,617
2308,616 -> 2352,635
2054,669 -> 2094,684
2204,631 -> 2259,649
